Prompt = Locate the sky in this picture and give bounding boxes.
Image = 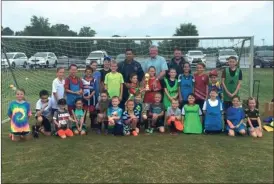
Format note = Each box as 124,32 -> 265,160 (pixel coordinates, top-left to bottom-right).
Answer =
2,1 -> 273,46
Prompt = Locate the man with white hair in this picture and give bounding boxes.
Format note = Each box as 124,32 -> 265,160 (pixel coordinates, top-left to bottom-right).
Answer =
143,45 -> 168,87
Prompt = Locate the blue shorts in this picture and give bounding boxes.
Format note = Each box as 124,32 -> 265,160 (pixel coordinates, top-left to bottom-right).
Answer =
226,124 -> 246,133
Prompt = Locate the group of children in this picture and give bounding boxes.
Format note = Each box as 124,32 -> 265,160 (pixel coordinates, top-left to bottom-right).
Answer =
8,56 -> 264,141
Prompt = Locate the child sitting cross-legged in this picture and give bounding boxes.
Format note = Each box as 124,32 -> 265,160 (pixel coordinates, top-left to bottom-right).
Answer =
107,96 -> 123,136
166,99 -> 183,135
143,92 -> 165,134
122,99 -> 140,136
53,98 -> 74,139
71,98 -> 87,135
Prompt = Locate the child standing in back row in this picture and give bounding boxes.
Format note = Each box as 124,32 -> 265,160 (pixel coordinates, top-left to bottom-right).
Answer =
194,63 -> 209,111
82,66 -> 97,130
208,70 -> 222,100
162,68 -> 179,110
51,67 -> 65,115
178,62 -> 194,108
222,56 -> 243,110
104,60 -> 124,101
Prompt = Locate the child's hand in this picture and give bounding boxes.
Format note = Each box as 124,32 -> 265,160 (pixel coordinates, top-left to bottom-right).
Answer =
142,114 -> 147,120
152,113 -> 158,120
250,127 -> 255,132
170,115 -> 176,121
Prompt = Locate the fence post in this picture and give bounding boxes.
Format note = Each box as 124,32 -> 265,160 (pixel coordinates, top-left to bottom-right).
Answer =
249,36 -> 254,97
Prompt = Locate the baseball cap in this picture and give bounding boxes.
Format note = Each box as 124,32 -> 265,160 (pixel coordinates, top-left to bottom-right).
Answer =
209,70 -> 218,77
104,56 -> 111,61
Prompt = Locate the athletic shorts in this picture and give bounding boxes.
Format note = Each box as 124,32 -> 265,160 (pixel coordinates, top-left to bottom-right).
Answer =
35,116 -> 51,132
11,131 -> 30,136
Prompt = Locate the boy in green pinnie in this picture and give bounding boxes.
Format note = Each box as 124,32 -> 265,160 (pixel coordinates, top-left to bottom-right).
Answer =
221,56 -> 243,110
71,98 -> 87,135
162,68 -> 179,110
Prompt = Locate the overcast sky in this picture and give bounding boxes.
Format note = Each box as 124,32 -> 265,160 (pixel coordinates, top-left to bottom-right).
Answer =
2,1 -> 273,46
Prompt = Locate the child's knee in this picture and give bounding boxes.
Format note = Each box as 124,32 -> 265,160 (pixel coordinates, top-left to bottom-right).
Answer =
135,128 -> 139,133
74,130 -> 79,135
37,116 -> 43,122
159,126 -> 165,133
60,135 -> 66,139
80,130 -> 86,135
239,130 -> 246,135
250,132 -> 257,137
228,130 -> 235,136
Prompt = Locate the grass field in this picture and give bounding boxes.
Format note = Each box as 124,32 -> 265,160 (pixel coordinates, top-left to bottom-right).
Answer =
1,68 -> 273,183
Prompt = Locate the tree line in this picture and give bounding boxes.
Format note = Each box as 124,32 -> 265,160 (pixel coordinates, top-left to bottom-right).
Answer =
1,15 -> 272,58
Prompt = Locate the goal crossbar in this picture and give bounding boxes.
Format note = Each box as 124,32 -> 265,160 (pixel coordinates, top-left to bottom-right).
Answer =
2,35 -> 253,40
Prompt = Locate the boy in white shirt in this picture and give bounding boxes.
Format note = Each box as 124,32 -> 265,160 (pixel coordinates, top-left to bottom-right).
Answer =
51,67 -> 65,114
36,90 -> 52,136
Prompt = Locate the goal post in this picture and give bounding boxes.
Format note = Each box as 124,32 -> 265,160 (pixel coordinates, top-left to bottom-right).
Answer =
1,35 -> 254,122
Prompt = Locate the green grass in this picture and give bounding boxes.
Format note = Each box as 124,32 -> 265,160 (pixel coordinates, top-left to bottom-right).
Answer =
1,68 -> 273,183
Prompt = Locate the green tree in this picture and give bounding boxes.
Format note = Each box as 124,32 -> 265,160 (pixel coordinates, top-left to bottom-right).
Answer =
22,15 -> 54,36
2,27 -> 14,35
158,23 -> 199,55
78,26 -> 96,37
51,24 -> 77,36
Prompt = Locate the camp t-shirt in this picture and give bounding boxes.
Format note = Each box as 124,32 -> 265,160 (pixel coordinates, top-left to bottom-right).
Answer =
245,108 -> 260,127
53,109 -> 70,129
166,107 -> 181,116
149,103 -> 165,115
104,72 -> 124,98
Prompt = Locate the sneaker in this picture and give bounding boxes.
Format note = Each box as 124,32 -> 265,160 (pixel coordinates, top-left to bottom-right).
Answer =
145,129 -> 150,134
132,130 -> 138,136
96,129 -> 101,135
104,129 -> 108,135
149,128 -> 154,134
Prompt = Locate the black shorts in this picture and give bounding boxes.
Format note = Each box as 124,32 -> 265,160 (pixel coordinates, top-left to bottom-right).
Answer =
11,131 -> 30,136
35,116 -> 51,132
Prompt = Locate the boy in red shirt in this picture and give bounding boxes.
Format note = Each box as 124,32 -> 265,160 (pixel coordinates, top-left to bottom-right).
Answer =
194,63 -> 209,111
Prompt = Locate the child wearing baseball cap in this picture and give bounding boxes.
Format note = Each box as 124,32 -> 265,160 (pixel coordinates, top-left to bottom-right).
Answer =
208,70 -> 222,100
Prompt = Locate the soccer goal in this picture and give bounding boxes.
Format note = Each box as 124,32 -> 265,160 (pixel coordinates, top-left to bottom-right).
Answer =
1,35 -> 254,122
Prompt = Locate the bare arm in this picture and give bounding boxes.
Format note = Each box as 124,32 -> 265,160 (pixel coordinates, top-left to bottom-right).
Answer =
178,87 -> 182,102
257,117 -> 262,129
119,83 -> 123,100
232,81 -> 241,96
247,117 -> 254,129
226,120 -> 234,128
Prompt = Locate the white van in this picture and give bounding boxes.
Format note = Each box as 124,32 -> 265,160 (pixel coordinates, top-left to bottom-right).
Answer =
85,50 -> 108,67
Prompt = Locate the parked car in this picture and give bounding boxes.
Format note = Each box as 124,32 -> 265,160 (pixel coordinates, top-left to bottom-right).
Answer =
185,50 -> 206,67
85,50 -> 108,67
27,52 -> 58,68
116,54 -> 125,63
254,50 -> 273,68
216,49 -> 238,68
1,52 -> 28,68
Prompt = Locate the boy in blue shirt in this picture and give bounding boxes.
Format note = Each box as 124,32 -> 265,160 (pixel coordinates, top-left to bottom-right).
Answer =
107,96 -> 123,136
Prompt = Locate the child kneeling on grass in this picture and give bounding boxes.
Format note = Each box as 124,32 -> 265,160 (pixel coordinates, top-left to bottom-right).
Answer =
123,99 -> 140,136
53,98 -> 74,139
245,97 -> 263,138
226,95 -> 246,136
71,98 -> 87,135
166,99 -> 183,135
182,93 -> 203,134
8,88 -> 32,142
107,96 -> 123,136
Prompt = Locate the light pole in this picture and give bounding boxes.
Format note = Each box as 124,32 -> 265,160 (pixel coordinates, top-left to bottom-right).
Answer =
261,38 -> 265,51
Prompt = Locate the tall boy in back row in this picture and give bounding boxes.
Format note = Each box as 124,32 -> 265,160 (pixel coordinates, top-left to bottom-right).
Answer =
221,56 -> 243,129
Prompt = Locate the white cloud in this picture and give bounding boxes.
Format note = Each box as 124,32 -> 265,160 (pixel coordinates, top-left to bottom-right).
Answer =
2,1 -> 273,45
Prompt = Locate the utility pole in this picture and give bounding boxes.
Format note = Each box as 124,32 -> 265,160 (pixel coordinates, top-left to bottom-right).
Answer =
261,38 -> 265,51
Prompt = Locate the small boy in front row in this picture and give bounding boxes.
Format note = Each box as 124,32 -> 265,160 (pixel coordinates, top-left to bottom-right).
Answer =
143,93 -> 165,134
107,96 -> 123,136
35,89 -> 52,136
53,98 -> 74,139
166,99 -> 183,135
